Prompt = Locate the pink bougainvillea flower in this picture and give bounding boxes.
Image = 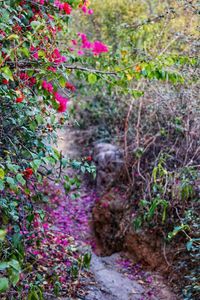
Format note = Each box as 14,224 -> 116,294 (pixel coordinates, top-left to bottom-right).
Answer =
82,5 -> 87,14
65,82 -> 76,92
33,51 -> 39,59
88,9 -> 94,15
77,50 -> 84,56
50,48 -> 67,64
63,2 -> 72,14
19,72 -> 36,87
58,101 -> 67,113
54,92 -> 68,112
54,0 -> 63,9
19,72 -> 29,81
29,77 -> 36,86
54,1 -> 72,15
47,66 -> 57,72
42,223 -> 49,230
30,45 -> 35,52
71,39 -> 78,46
92,41 -> 109,55
77,33 -> 108,55
42,80 -> 54,93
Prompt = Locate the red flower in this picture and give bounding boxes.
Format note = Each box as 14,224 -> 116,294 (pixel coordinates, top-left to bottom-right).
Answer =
86,156 -> 92,161
13,24 -> 22,32
23,168 -> 33,179
19,72 -> 29,81
63,3 -> 72,15
2,79 -> 9,84
15,90 -> 25,103
16,96 -> 24,103
65,82 -> 76,92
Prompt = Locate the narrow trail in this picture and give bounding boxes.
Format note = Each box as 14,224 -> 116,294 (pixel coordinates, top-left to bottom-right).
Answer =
51,127 -> 177,300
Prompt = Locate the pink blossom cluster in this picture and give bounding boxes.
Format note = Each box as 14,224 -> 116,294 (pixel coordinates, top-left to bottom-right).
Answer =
49,48 -> 67,64
81,4 -> 93,15
71,33 -> 108,56
19,72 -> 36,87
42,80 -> 68,112
54,92 -> 68,112
37,0 -> 47,4
21,1 -> 72,16
30,46 -> 66,65
30,45 -> 39,60
92,40 -> 109,55
54,0 -> 72,14
42,80 -> 54,93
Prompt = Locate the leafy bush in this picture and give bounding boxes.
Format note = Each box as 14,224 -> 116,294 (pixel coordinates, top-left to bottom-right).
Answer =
0,0 -> 107,298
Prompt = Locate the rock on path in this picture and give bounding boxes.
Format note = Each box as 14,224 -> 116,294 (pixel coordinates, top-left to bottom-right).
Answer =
86,253 -> 144,300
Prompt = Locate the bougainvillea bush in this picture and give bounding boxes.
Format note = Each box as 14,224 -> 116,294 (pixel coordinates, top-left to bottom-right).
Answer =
0,0 -> 108,298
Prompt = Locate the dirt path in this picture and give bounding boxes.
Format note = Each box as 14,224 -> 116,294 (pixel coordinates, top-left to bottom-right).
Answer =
55,127 -> 177,300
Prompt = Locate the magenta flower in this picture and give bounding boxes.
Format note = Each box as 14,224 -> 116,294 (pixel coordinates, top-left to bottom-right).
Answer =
82,5 -> 87,14
50,48 -> 67,64
54,92 -> 68,112
92,41 -> 108,55
42,80 -> 54,93
88,9 -> 94,15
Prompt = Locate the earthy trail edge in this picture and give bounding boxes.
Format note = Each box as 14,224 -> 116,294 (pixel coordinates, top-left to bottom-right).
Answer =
47,127 -> 177,300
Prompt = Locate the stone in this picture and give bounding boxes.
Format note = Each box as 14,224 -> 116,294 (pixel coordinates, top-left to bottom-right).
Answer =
93,143 -> 124,192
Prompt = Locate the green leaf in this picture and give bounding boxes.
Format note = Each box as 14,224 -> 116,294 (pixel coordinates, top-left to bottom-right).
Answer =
0,262 -> 9,271
6,176 -> 15,185
81,166 -> 86,173
30,21 -> 41,28
9,259 -> 21,272
0,229 -> 7,241
0,168 -> 5,180
38,50 -> 46,58
30,159 -> 41,172
7,163 -> 20,173
131,89 -> 144,98
0,277 -> 9,293
10,271 -> 20,286
0,180 -> 4,191
1,66 -> 14,81
83,252 -> 91,268
28,290 -> 40,300
186,240 -> 193,251
16,174 -> 26,186
88,73 -> 97,84
7,34 -> 19,40
59,76 -> 66,88
21,47 -> 30,58
35,114 -> 43,125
